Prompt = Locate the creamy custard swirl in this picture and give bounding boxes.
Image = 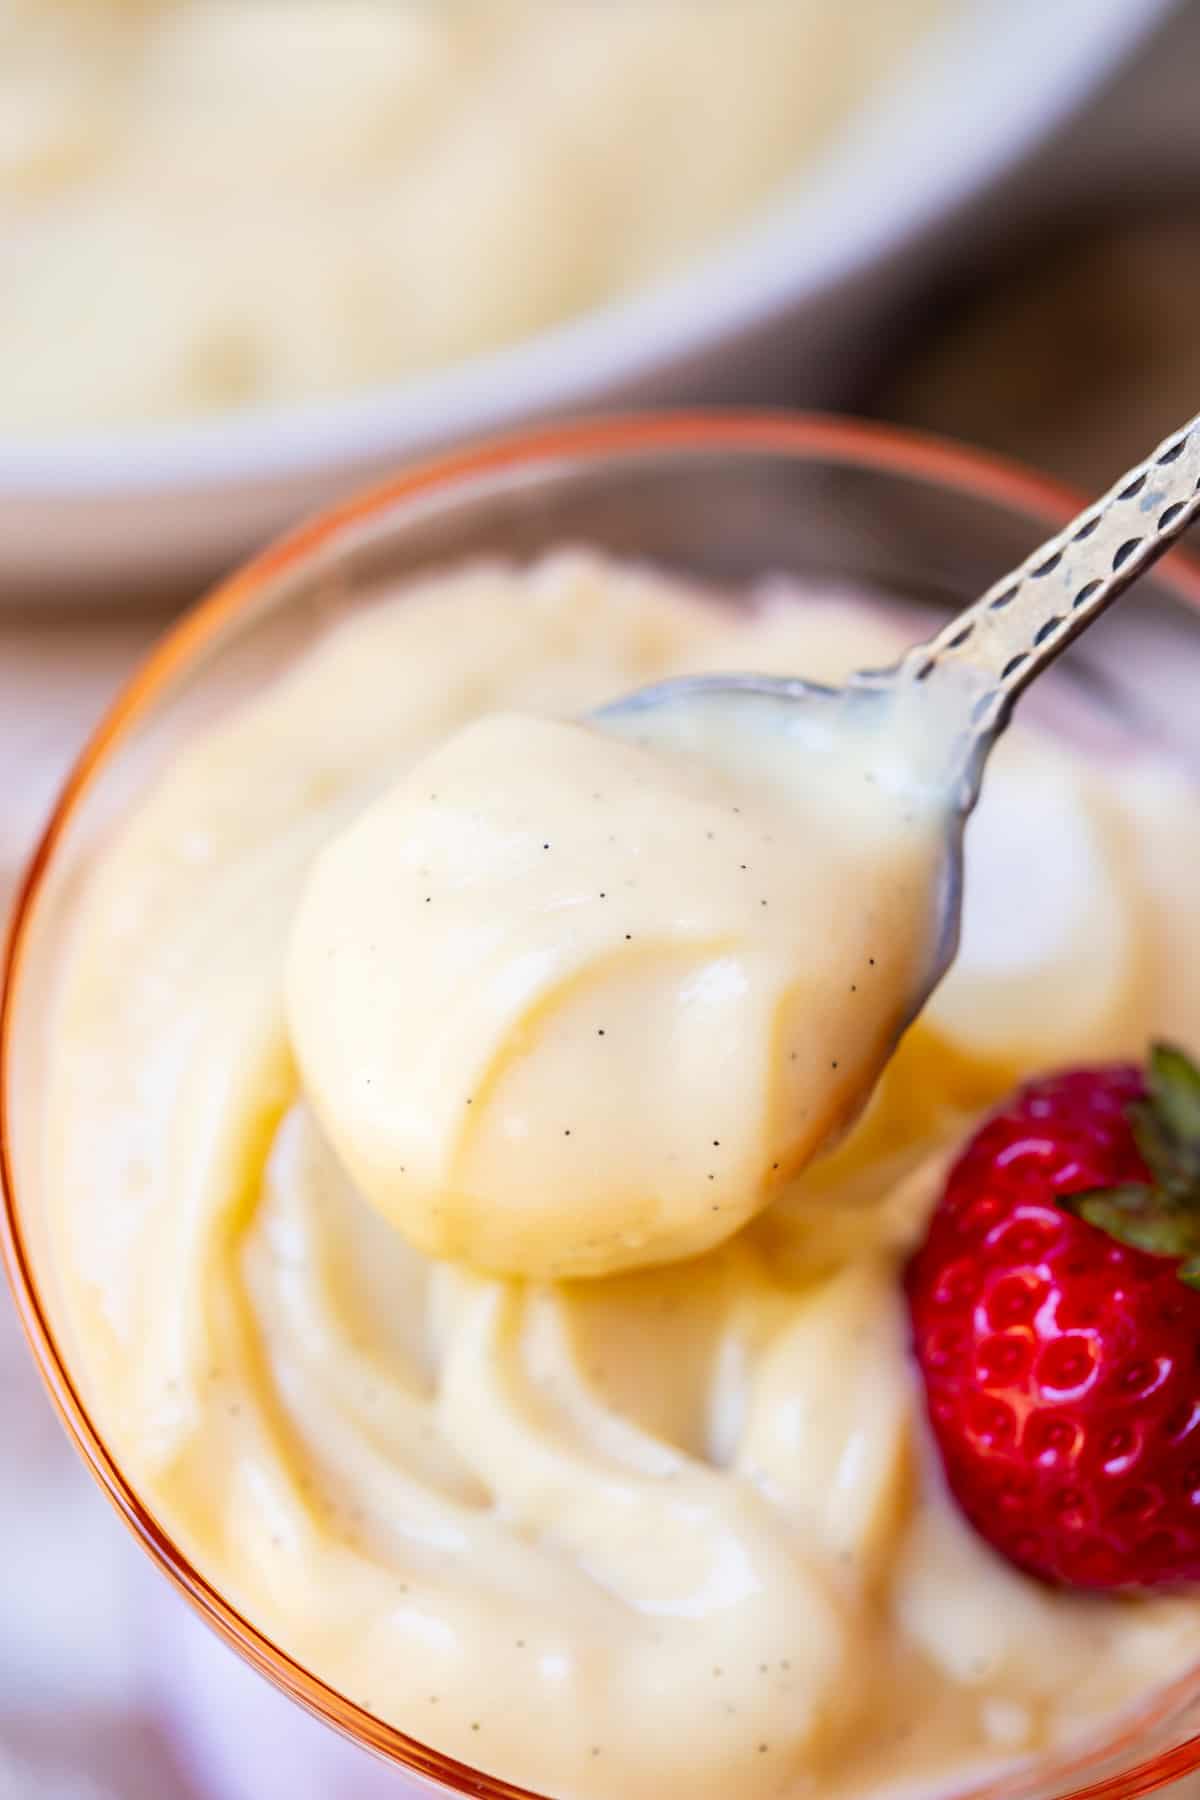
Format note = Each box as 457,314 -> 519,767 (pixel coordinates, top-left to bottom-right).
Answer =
46,554 -> 1200,1799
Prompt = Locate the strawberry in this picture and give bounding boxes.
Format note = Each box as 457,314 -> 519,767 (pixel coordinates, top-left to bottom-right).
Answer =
906,1043 -> 1200,1590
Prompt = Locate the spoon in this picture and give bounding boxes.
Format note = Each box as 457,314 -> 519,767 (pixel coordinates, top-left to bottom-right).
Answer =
597,408 -> 1200,1010
289,410 -> 1200,1282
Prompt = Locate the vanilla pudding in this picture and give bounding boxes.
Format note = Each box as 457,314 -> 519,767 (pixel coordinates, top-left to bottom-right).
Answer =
287,681 -> 951,1278
2,0 -> 945,429
43,552 -> 1200,1799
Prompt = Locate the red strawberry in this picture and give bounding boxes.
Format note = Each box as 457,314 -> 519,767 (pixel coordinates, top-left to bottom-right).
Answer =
907,1042 -> 1200,1590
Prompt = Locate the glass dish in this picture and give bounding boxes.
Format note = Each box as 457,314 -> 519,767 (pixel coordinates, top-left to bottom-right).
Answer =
5,412 -> 1200,1800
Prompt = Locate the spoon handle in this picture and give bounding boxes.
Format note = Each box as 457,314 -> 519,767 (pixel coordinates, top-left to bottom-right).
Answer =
897,410 -> 1200,744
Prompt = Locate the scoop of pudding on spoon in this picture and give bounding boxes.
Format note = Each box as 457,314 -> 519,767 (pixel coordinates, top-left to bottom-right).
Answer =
286,413 -> 1200,1280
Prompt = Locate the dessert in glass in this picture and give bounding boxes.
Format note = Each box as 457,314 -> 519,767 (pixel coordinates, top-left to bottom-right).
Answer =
6,414 -> 1200,1800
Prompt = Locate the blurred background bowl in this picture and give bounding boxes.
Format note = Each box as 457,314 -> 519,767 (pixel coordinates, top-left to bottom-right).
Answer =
0,0 -> 1174,600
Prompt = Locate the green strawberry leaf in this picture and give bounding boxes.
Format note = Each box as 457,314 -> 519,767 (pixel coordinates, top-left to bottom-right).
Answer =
1128,1101 -> 1189,1194
1062,1182 -> 1154,1219
1064,1186 -> 1200,1258
1057,1044 -> 1200,1286
1149,1041 -> 1200,1156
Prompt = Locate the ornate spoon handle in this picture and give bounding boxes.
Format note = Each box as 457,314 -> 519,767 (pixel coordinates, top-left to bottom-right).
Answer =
896,411 -> 1200,754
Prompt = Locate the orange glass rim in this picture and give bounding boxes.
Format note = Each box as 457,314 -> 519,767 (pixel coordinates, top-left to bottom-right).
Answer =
6,408 -> 1200,1800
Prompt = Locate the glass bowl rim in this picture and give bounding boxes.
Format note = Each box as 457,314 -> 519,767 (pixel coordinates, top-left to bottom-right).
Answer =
6,408 -> 1200,1800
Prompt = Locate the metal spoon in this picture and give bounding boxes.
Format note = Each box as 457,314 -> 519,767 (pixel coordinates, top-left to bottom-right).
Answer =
597,409 -> 1200,1010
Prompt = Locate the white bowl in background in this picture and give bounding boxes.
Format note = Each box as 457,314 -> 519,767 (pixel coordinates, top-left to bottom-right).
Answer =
0,0 -> 1174,599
